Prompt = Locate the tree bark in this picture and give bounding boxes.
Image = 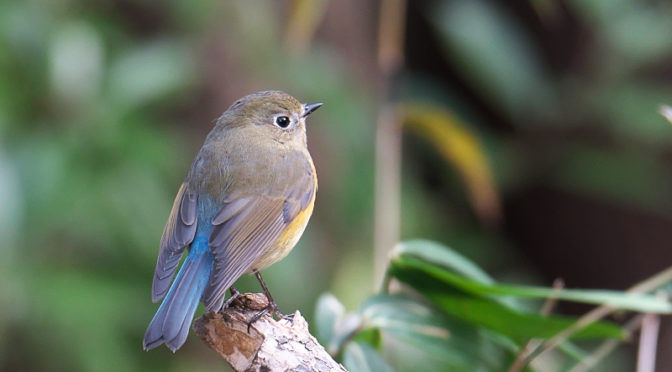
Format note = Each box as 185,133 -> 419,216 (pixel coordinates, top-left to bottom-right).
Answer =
193,293 -> 347,372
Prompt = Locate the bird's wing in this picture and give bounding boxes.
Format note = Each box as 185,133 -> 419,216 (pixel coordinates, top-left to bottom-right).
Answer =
201,169 -> 316,310
151,183 -> 198,302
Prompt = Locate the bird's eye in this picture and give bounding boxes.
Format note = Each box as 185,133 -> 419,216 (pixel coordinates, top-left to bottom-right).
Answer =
275,116 -> 291,128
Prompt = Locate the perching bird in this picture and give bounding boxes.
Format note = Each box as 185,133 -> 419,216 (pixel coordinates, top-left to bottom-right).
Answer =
143,90 -> 321,352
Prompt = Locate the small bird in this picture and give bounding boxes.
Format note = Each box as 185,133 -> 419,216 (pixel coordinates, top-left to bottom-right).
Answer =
143,90 -> 322,352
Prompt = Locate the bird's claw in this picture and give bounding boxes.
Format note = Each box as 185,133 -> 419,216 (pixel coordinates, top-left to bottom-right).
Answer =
219,287 -> 241,312
247,307 -> 270,333
246,305 -> 294,333
275,309 -> 294,322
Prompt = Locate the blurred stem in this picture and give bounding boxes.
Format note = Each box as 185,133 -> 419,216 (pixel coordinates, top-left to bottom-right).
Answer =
567,315 -> 645,372
377,0 -> 406,76
285,0 -> 329,52
636,291 -> 665,372
374,105 -> 402,287
637,314 -> 661,372
525,266 -> 672,367
507,278 -> 564,372
373,0 -> 406,287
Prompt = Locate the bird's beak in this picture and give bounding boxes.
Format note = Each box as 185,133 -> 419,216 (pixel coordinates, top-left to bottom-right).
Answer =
302,102 -> 323,118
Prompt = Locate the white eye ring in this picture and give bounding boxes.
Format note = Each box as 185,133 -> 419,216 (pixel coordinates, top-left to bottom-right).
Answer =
275,116 -> 291,128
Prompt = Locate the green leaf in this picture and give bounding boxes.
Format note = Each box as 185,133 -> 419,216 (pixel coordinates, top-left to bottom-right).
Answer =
107,40 -> 194,110
387,241 -> 632,343
393,240 -> 672,314
315,293 -> 346,346
391,240 -> 494,284
549,144 -> 672,213
360,295 -> 511,371
390,259 -> 624,343
427,291 -> 623,343
352,328 -> 382,351
314,293 -> 362,355
568,0 -> 672,68
429,0 -> 553,120
342,342 -> 394,372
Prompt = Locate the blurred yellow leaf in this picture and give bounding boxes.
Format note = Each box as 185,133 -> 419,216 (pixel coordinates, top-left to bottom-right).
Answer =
401,103 -> 500,224
285,0 -> 329,52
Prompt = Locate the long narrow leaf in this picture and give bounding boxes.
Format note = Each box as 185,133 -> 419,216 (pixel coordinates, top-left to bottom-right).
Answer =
389,263 -> 625,343
393,240 -> 672,314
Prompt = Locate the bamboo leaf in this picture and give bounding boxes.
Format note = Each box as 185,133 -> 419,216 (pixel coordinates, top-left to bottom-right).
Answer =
315,292 -> 363,355
392,240 -> 672,314
360,295 -> 512,371
343,342 -> 394,372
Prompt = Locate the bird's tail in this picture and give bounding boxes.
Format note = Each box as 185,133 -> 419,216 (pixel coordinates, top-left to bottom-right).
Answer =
143,237 -> 212,352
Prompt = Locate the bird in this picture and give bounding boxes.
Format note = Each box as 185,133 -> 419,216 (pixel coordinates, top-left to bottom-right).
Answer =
143,90 -> 322,352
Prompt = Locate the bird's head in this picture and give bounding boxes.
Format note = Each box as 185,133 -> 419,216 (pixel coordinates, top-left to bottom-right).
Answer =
217,90 -> 322,146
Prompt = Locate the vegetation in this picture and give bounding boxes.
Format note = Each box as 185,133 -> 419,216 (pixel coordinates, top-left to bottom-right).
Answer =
1,1 -> 671,371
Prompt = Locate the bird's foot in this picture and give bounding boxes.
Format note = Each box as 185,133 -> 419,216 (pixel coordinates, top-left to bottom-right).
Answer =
218,287 -> 241,313
273,308 -> 295,322
247,307 -> 269,333
246,302 -> 294,333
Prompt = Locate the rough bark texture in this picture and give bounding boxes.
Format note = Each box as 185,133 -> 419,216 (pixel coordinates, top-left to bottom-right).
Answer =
193,293 -> 347,372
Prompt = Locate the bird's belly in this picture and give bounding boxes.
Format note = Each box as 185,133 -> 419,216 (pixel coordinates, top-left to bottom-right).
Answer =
250,199 -> 315,271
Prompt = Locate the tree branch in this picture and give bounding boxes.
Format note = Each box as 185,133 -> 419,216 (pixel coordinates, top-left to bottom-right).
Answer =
193,293 -> 347,372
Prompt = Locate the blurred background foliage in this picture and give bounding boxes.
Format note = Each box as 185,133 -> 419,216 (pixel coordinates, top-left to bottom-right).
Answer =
1,0 -> 672,371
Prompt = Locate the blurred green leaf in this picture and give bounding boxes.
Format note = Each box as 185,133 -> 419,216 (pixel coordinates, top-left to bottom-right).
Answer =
362,295 -> 451,347
315,293 -> 345,346
360,295 -> 505,371
430,0 -> 553,120
424,292 -> 623,343
568,0 -> 672,68
391,239 -> 494,284
49,21 -> 103,106
342,341 -> 394,372
107,40 -> 195,110
549,144 -> 672,214
352,328 -> 382,351
388,241 -> 630,343
315,293 -> 362,355
593,83 -> 672,145
393,241 -> 672,313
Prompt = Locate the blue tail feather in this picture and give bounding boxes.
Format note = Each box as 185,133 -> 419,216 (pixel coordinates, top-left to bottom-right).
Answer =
143,237 -> 212,352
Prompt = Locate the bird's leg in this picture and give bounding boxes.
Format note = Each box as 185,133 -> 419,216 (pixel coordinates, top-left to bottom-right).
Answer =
255,271 -> 293,320
247,271 -> 294,332
220,286 -> 240,312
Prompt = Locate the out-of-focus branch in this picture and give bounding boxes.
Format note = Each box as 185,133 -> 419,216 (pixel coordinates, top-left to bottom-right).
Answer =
507,278 -> 564,372
285,0 -> 329,52
526,266 -> 672,367
373,0 -> 406,287
636,291 -> 665,372
193,293 -> 347,372
377,0 -> 406,77
567,314 -> 645,372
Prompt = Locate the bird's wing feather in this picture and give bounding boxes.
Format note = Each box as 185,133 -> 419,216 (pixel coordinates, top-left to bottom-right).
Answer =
151,183 -> 198,302
201,169 -> 315,310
